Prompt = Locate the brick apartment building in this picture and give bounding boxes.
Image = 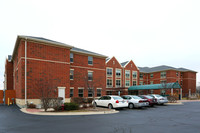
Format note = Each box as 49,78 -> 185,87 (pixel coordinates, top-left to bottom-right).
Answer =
4,35 -> 197,107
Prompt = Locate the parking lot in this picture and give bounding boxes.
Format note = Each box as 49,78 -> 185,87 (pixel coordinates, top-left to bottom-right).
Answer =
1,102 -> 200,133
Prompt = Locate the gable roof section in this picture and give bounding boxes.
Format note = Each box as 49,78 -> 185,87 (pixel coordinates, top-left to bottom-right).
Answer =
106,56 -> 123,67
71,47 -> 107,58
138,65 -> 197,73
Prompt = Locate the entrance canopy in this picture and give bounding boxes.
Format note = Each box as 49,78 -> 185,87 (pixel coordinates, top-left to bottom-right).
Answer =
128,82 -> 181,91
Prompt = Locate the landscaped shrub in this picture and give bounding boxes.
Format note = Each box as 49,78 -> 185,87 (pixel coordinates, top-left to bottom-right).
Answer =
71,97 -> 84,104
64,103 -> 79,111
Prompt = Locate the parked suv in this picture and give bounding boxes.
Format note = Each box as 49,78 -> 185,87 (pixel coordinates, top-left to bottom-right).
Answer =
121,95 -> 149,109
149,94 -> 168,105
93,95 -> 128,109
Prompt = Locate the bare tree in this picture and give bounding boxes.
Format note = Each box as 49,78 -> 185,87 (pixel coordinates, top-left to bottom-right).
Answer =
31,78 -> 61,112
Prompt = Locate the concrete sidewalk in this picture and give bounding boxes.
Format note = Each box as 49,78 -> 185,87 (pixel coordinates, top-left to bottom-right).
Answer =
20,108 -> 119,116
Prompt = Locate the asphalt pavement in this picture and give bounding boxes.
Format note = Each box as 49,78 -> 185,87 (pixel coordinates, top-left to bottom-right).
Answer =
1,102 -> 200,133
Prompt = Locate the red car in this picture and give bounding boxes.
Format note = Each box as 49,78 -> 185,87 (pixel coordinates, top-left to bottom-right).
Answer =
139,95 -> 157,107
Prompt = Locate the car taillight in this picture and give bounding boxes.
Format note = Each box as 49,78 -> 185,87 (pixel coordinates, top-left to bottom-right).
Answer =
139,100 -> 143,103
116,100 -> 119,103
160,98 -> 164,100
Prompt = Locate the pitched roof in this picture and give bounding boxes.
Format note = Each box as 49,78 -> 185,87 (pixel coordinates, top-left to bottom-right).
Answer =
121,61 -> 129,67
138,65 -> 196,73
71,47 -> 107,58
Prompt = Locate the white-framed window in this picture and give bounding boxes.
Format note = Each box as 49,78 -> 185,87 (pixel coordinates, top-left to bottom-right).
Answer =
160,80 -> 166,84
78,88 -> 84,97
132,80 -> 137,86
88,89 -> 93,97
161,72 -> 166,78
132,71 -> 137,79
88,71 -> 93,81
107,68 -> 113,77
150,73 -> 153,78
116,69 -> 121,77
70,87 -> 74,97
150,81 -> 153,84
116,79 -> 121,87
125,70 -> 130,78
125,80 -> 130,87
139,73 -> 143,79
88,56 -> 93,65
107,79 -> 112,87
70,69 -> 74,80
97,88 -> 102,97
139,81 -> 143,85
70,53 -> 73,63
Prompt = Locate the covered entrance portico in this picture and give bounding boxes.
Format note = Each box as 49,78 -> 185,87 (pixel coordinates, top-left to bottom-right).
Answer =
128,82 -> 182,99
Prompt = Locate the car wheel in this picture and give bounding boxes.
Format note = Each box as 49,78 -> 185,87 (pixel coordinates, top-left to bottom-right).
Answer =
129,103 -> 134,109
108,104 -> 113,109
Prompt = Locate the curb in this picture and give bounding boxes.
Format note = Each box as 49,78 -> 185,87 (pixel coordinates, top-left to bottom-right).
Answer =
20,108 -> 119,116
165,102 -> 183,105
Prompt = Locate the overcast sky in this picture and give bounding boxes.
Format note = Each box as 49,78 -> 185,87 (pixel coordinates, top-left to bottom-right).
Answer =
0,0 -> 200,90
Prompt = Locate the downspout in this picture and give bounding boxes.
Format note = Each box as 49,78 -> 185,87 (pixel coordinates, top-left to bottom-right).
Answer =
25,38 -> 27,106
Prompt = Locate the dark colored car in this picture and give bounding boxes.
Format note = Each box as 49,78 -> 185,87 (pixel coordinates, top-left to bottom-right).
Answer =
139,95 -> 157,107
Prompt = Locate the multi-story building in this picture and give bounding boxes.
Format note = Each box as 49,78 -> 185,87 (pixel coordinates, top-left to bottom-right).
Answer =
4,35 -> 197,107
4,36 -> 107,107
138,66 -> 197,97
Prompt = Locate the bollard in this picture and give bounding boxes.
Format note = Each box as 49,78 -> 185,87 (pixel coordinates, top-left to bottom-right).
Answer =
8,98 -> 10,106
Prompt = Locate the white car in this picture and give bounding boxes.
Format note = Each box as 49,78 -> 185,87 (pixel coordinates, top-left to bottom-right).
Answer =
149,94 -> 168,105
121,95 -> 149,109
93,95 -> 128,109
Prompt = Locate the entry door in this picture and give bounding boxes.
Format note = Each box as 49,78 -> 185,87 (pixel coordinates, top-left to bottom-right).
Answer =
58,87 -> 66,103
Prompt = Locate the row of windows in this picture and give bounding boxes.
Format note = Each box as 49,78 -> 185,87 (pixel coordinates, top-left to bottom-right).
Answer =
70,88 -> 102,97
106,68 -> 137,79
107,79 -> 137,87
70,53 -> 93,65
70,69 -> 93,81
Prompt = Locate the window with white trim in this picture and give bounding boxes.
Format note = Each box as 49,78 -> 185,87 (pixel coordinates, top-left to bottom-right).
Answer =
125,80 -> 130,87
97,88 -> 101,97
150,81 -> 153,84
116,69 -> 121,77
88,89 -> 93,97
70,87 -> 74,97
78,88 -> 84,97
70,69 -> 74,80
161,72 -> 166,78
132,71 -> 137,79
88,56 -> 93,65
70,53 -> 73,63
132,81 -> 137,86
150,73 -> 153,78
139,73 -> 143,79
107,79 -> 112,87
139,81 -> 143,85
107,68 -> 112,77
116,79 -> 121,87
88,71 -> 93,81
125,70 -> 130,78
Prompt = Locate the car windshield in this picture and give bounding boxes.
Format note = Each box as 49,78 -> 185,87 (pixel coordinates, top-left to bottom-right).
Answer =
155,95 -> 162,97
113,96 -> 123,100
145,96 -> 153,99
131,96 -> 142,99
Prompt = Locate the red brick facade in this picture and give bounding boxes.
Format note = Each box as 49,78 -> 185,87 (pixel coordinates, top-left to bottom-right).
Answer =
4,36 -> 197,106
